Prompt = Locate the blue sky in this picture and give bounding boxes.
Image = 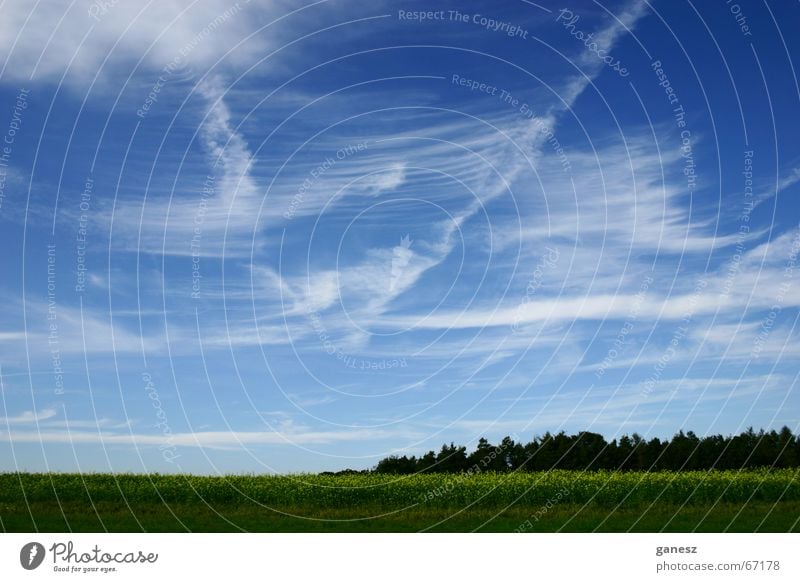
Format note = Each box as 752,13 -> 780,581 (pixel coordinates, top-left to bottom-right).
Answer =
1,0 -> 799,474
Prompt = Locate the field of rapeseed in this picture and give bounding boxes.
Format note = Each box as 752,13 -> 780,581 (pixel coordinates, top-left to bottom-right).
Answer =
2,469 -> 798,508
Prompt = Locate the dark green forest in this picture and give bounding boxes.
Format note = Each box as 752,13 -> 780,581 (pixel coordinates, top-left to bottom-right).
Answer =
373,427 -> 800,474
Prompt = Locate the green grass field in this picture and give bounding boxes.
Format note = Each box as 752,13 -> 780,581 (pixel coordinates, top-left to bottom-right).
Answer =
2,469 -> 798,532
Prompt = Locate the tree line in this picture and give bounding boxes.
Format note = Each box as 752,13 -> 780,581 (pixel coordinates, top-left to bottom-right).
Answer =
373,427 -> 800,473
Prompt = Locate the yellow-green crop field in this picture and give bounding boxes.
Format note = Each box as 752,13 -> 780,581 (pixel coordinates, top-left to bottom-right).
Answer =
2,470 -> 798,532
